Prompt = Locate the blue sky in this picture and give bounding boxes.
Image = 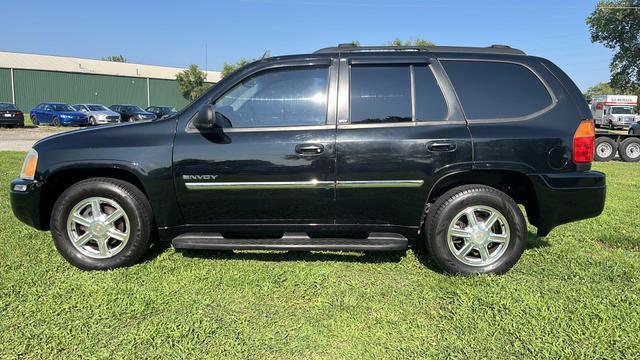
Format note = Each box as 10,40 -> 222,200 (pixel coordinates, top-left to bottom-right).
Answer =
2,0 -> 611,91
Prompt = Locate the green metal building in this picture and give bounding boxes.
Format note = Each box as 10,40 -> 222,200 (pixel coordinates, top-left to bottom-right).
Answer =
0,51 -> 220,112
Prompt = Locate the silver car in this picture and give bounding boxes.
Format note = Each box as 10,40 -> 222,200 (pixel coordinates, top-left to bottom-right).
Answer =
73,104 -> 121,125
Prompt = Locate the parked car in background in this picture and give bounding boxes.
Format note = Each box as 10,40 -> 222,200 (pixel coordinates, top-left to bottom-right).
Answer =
0,102 -> 24,128
629,121 -> 640,135
73,104 -> 121,125
29,102 -> 88,126
109,104 -> 156,122
146,106 -> 177,119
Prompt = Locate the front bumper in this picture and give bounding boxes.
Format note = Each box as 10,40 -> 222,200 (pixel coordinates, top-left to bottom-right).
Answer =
60,117 -> 89,126
611,118 -> 636,128
10,178 -> 46,230
527,171 -> 606,237
96,118 -> 120,124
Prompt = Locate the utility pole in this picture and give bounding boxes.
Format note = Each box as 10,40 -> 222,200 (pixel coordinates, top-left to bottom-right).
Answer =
205,44 -> 208,73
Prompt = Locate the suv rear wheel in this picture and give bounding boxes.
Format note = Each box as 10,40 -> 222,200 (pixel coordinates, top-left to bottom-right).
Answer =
424,185 -> 527,275
50,178 -> 152,270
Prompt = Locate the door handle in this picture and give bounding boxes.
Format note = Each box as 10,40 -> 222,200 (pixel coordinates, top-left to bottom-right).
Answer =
295,144 -> 324,155
427,141 -> 457,152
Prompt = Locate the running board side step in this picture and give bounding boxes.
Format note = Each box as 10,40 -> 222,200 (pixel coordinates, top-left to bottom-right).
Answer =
171,232 -> 408,252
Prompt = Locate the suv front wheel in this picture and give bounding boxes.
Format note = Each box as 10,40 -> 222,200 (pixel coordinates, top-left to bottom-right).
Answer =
50,178 -> 152,270
424,185 -> 527,275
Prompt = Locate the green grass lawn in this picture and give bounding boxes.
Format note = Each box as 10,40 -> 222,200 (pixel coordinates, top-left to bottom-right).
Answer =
0,151 -> 638,359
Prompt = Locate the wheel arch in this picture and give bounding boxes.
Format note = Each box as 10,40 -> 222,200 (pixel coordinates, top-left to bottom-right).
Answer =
39,166 -> 149,230
423,169 -> 540,229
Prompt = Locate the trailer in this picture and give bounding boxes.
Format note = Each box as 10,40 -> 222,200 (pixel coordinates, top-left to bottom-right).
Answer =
594,130 -> 640,162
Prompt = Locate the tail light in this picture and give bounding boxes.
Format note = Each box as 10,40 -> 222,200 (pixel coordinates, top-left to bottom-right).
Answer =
573,119 -> 595,164
16,111 -> 23,118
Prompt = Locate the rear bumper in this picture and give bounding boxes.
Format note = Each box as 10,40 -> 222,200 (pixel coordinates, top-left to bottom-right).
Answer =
527,171 -> 606,237
0,118 -> 23,125
9,178 -> 46,230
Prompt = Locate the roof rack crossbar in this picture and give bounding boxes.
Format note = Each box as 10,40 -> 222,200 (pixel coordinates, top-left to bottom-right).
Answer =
314,43 -> 525,56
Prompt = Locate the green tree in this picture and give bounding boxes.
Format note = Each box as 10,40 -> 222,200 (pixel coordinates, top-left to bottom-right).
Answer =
221,58 -> 254,78
176,64 -> 211,101
584,82 -> 621,101
587,1 -> 640,93
101,55 -> 127,62
388,38 -> 435,46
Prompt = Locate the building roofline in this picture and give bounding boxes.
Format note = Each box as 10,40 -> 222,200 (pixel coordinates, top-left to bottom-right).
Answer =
0,50 -> 222,82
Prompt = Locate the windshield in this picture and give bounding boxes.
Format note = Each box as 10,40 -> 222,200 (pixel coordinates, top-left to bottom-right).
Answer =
123,105 -> 144,112
0,103 -> 18,110
87,105 -> 109,111
611,107 -> 634,115
51,104 -> 76,112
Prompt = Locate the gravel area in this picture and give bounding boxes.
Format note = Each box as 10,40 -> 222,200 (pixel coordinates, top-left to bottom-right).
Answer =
0,126 -> 76,151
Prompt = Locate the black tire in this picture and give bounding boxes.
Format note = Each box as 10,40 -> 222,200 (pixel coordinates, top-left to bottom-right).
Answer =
594,137 -> 618,162
52,116 -> 60,127
424,184 -> 527,275
618,138 -> 640,162
31,115 -> 39,126
50,178 -> 153,270
89,116 -> 96,126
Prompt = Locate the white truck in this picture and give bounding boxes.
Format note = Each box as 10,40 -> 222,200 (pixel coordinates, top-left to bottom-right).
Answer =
591,95 -> 638,129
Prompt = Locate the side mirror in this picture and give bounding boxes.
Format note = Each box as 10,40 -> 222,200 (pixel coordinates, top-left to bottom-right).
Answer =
193,104 -> 218,130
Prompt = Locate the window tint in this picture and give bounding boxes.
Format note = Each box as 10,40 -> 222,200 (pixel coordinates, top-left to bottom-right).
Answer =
350,65 -> 412,124
414,66 -> 448,121
442,61 -> 552,120
214,67 -> 329,128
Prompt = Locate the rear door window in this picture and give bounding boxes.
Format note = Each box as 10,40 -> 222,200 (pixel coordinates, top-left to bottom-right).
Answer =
442,60 -> 552,120
350,65 -> 412,124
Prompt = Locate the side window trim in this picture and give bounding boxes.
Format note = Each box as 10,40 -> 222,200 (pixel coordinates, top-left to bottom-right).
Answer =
410,65 -> 416,122
439,58 -> 558,123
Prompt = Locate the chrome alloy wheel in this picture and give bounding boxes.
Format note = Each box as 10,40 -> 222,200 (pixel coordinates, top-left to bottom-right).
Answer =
447,205 -> 510,267
625,142 -> 640,159
596,142 -> 613,158
66,197 -> 130,259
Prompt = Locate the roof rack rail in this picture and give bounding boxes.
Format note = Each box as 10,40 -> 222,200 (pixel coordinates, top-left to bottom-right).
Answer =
313,43 -> 525,56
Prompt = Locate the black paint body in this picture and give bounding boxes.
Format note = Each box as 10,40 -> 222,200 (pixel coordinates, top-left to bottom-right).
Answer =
10,49 -> 606,242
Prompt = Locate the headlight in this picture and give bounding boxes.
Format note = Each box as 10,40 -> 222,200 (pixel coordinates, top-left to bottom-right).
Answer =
20,149 -> 38,180
97,114 -> 107,120
60,114 -> 71,118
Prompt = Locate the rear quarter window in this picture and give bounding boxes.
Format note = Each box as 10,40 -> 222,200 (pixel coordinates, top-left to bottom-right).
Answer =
442,60 -> 552,120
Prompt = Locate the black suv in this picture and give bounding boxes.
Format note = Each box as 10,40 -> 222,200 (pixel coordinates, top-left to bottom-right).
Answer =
10,44 -> 605,274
